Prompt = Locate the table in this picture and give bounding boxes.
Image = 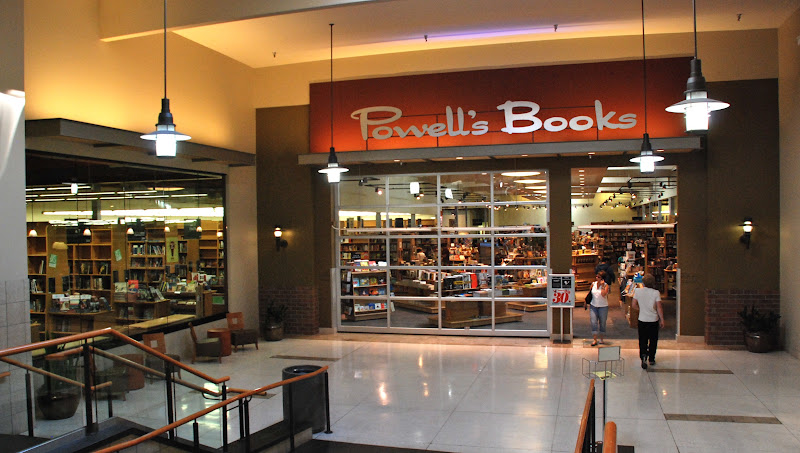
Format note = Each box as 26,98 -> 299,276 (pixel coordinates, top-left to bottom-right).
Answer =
207,328 -> 232,356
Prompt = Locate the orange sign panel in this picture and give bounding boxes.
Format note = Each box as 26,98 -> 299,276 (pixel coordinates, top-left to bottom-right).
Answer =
309,57 -> 690,154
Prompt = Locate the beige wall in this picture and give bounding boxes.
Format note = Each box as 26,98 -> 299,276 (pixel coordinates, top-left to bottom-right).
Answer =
25,0 -> 256,154
253,29 -> 778,108
779,9 -> 800,357
226,166 -> 259,329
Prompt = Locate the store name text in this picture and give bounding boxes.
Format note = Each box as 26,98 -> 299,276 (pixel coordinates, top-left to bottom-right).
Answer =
350,101 -> 637,140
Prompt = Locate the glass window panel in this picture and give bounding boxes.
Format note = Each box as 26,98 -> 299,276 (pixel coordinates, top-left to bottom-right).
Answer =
336,170 -> 551,335
339,211 -> 390,231
441,237 -> 492,266
440,173 -> 491,205
440,206 -> 491,229
387,174 -> 438,206
382,205 -> 439,230
387,237 -> 439,266
493,205 -> 548,228
496,236 -> 548,266
494,170 -> 548,204
338,175 -> 388,208
340,297 -> 389,326
340,238 -> 388,267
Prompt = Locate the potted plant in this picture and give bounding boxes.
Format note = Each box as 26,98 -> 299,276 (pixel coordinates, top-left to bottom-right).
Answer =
738,305 -> 780,353
263,301 -> 288,341
36,348 -> 82,420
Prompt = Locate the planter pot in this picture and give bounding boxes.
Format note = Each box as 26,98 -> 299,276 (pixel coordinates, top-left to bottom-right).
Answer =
263,323 -> 284,341
743,331 -> 776,353
36,391 -> 81,420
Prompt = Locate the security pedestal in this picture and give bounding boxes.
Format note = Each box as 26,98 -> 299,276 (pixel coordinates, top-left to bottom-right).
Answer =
549,306 -> 573,343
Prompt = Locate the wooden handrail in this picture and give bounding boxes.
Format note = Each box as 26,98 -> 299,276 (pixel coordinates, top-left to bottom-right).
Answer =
574,379 -> 595,453
603,421 -> 617,453
90,347 -> 223,397
1,356 -> 112,392
0,371 -> 10,379
0,328 -> 230,385
91,365 -> 330,453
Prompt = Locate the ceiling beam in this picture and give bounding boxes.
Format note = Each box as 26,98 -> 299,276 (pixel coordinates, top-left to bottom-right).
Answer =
99,0 -> 382,41
298,136 -> 702,166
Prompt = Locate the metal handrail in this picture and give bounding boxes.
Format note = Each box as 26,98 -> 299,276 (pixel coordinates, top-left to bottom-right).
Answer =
91,365 -> 330,453
0,327 -> 230,385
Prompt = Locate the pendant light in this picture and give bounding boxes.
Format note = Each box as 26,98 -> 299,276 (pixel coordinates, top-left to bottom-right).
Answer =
630,0 -> 663,174
318,23 -> 349,183
141,0 -> 190,157
665,0 -> 729,133
28,201 -> 38,237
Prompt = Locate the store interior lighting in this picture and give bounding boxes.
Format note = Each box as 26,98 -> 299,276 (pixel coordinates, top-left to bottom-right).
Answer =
140,0 -> 191,157
665,0 -> 729,133
318,23 -> 349,183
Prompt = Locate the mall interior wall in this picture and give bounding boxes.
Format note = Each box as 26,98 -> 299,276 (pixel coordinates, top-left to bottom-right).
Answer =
0,0 -> 32,435
779,8 -> 800,358
24,0 -> 257,154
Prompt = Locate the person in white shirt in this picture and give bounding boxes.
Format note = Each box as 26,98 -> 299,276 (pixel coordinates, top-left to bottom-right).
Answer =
589,271 -> 610,346
632,274 -> 664,370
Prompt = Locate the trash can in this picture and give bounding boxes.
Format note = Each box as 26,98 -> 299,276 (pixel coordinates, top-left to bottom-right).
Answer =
282,365 -> 326,433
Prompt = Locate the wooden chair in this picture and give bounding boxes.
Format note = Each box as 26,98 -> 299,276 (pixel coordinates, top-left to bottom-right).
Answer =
142,332 -> 182,379
188,323 -> 222,363
226,312 -> 259,352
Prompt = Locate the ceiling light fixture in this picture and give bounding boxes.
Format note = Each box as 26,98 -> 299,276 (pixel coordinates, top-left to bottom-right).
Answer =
318,23 -> 349,183
28,200 -> 38,237
141,0 -> 190,157
501,171 -> 540,177
630,0 -> 664,174
665,0 -> 729,133
410,181 -> 420,194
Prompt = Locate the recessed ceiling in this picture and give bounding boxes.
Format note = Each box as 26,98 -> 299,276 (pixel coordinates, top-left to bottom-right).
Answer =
164,0 -> 800,68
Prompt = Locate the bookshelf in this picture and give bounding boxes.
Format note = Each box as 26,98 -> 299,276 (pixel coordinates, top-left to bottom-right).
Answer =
26,221 -> 226,337
340,238 -> 386,265
127,227 -> 166,286
27,222 -> 52,339
341,269 -> 388,321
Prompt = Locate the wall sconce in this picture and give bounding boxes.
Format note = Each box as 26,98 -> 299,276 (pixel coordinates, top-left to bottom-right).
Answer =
740,217 -> 753,249
274,225 -> 288,251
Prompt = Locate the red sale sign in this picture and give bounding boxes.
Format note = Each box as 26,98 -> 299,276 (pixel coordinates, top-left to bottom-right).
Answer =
547,274 -> 575,308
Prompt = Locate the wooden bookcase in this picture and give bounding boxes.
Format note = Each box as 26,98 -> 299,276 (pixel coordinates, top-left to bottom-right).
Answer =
127,226 -> 166,286
341,269 -> 388,321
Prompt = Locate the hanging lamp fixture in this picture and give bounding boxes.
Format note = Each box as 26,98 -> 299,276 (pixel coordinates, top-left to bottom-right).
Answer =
318,23 -> 349,183
630,0 -> 663,174
665,0 -> 729,133
28,200 -> 38,237
141,0 -> 190,157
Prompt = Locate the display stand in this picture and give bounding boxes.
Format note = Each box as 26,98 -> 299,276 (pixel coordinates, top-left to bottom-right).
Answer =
547,274 -> 575,343
582,346 -> 625,439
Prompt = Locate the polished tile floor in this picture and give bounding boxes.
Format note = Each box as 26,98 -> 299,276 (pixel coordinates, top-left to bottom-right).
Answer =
29,334 -> 800,452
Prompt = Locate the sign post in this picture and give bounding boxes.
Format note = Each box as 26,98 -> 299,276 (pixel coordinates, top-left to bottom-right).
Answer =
547,274 -> 574,343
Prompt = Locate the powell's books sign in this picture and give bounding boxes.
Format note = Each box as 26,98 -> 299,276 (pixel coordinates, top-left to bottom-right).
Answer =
309,57 -> 689,153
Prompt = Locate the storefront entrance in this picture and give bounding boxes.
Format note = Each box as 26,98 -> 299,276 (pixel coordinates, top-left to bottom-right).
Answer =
570,165 -> 678,341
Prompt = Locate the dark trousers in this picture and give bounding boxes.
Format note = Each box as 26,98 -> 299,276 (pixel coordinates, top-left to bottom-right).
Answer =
638,320 -> 660,361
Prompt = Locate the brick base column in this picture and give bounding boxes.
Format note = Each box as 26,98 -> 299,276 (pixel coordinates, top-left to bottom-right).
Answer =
705,289 -> 780,346
259,286 -> 319,335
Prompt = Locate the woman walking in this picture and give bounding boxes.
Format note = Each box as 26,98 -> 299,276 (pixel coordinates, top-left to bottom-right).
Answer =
632,274 -> 664,369
589,271 -> 610,346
